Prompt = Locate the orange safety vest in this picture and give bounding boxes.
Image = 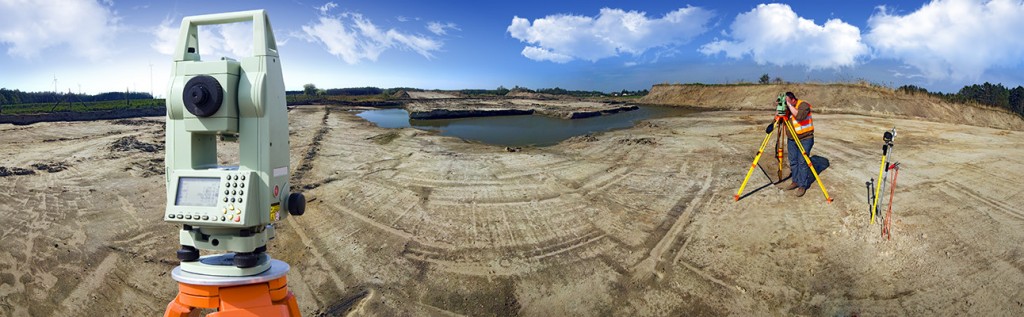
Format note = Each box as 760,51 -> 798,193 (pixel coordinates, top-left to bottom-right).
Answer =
791,100 -> 814,135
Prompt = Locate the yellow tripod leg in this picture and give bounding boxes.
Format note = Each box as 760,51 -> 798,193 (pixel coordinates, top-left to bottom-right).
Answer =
776,122 -> 785,180
784,119 -> 833,203
735,118 -> 779,201
871,146 -> 889,224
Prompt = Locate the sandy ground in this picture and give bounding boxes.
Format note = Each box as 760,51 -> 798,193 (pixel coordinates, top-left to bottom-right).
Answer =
2,106 -> 1024,316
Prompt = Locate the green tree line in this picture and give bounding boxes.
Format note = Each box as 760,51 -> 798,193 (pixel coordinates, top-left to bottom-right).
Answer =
897,82 -> 1024,116
0,88 -> 153,105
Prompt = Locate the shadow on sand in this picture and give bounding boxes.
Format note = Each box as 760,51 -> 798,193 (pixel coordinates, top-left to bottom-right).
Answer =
736,155 -> 831,201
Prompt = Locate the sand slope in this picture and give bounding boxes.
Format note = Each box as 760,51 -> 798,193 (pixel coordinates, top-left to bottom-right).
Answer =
642,83 -> 1024,131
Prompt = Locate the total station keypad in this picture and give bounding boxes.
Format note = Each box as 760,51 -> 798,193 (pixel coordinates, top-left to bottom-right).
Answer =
169,171 -> 251,224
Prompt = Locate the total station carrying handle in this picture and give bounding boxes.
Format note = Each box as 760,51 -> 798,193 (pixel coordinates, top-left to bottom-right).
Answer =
174,10 -> 279,62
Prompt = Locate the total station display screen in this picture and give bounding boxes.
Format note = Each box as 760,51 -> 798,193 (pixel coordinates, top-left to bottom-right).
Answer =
175,177 -> 221,207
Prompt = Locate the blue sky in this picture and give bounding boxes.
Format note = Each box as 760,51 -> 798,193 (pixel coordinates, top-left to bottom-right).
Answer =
1,0 -> 1023,96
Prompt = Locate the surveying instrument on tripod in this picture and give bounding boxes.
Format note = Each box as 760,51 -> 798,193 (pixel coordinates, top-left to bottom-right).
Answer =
866,127 -> 900,240
162,10 -> 305,316
735,93 -> 833,203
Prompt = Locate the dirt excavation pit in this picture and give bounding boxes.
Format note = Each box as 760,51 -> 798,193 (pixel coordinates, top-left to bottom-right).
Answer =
1,104 -> 1024,316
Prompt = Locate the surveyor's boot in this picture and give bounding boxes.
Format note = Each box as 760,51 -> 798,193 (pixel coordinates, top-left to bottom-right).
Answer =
785,182 -> 799,190
794,187 -> 806,197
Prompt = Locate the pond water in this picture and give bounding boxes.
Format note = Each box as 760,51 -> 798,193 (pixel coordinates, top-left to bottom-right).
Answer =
355,105 -> 698,147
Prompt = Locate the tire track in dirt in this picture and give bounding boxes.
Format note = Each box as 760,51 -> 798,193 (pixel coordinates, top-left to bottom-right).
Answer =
401,227 -> 610,276
940,181 -> 1024,223
631,169 -> 717,284
292,107 -> 331,189
906,192 -> 1024,314
286,215 -> 350,300
115,195 -> 143,228
284,107 -> 349,305
659,168 -> 749,294
54,252 -> 119,316
397,160 -> 610,274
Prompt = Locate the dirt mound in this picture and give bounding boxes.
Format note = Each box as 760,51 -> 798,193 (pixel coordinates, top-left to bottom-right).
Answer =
391,90 -> 411,99
641,83 -> 1024,131
505,91 -> 559,100
407,91 -> 460,99
636,122 -> 660,129
617,137 -> 657,146
0,166 -> 35,177
109,136 -> 163,153
564,134 -> 599,143
129,158 -> 164,177
111,118 -> 163,126
367,131 -> 400,145
31,161 -> 70,173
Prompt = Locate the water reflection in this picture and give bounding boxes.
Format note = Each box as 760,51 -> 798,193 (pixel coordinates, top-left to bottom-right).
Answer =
356,106 -> 697,147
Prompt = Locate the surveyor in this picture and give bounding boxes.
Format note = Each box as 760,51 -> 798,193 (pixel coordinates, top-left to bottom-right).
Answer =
783,91 -> 814,197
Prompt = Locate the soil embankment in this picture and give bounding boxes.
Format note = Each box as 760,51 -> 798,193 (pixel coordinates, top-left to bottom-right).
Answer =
642,83 -> 1024,131
0,107 -> 166,125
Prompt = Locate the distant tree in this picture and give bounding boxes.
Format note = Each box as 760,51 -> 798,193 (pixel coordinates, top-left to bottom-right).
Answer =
324,87 -> 383,96
303,83 -> 317,96
897,85 -> 928,95
957,82 -> 1011,110
511,85 -> 533,93
759,73 -> 770,84
1010,86 -> 1024,115
496,85 -> 509,95
773,77 -> 783,84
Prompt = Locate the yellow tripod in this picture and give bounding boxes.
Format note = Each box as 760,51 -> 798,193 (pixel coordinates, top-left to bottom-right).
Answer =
735,115 -> 833,203
734,115 -> 785,201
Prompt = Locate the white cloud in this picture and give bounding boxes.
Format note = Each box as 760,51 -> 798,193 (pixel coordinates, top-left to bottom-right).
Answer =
318,2 -> 337,15
151,18 -> 178,55
300,11 -> 442,64
426,22 -> 459,36
866,0 -> 1024,81
521,46 -> 573,63
151,18 -> 254,60
507,7 -> 714,63
700,3 -> 868,70
0,0 -> 120,60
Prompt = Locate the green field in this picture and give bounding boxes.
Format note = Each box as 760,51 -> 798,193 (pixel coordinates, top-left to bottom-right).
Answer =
0,99 -> 165,115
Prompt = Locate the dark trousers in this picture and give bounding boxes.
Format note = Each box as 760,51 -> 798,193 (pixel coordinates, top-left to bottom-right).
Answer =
787,137 -> 815,189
